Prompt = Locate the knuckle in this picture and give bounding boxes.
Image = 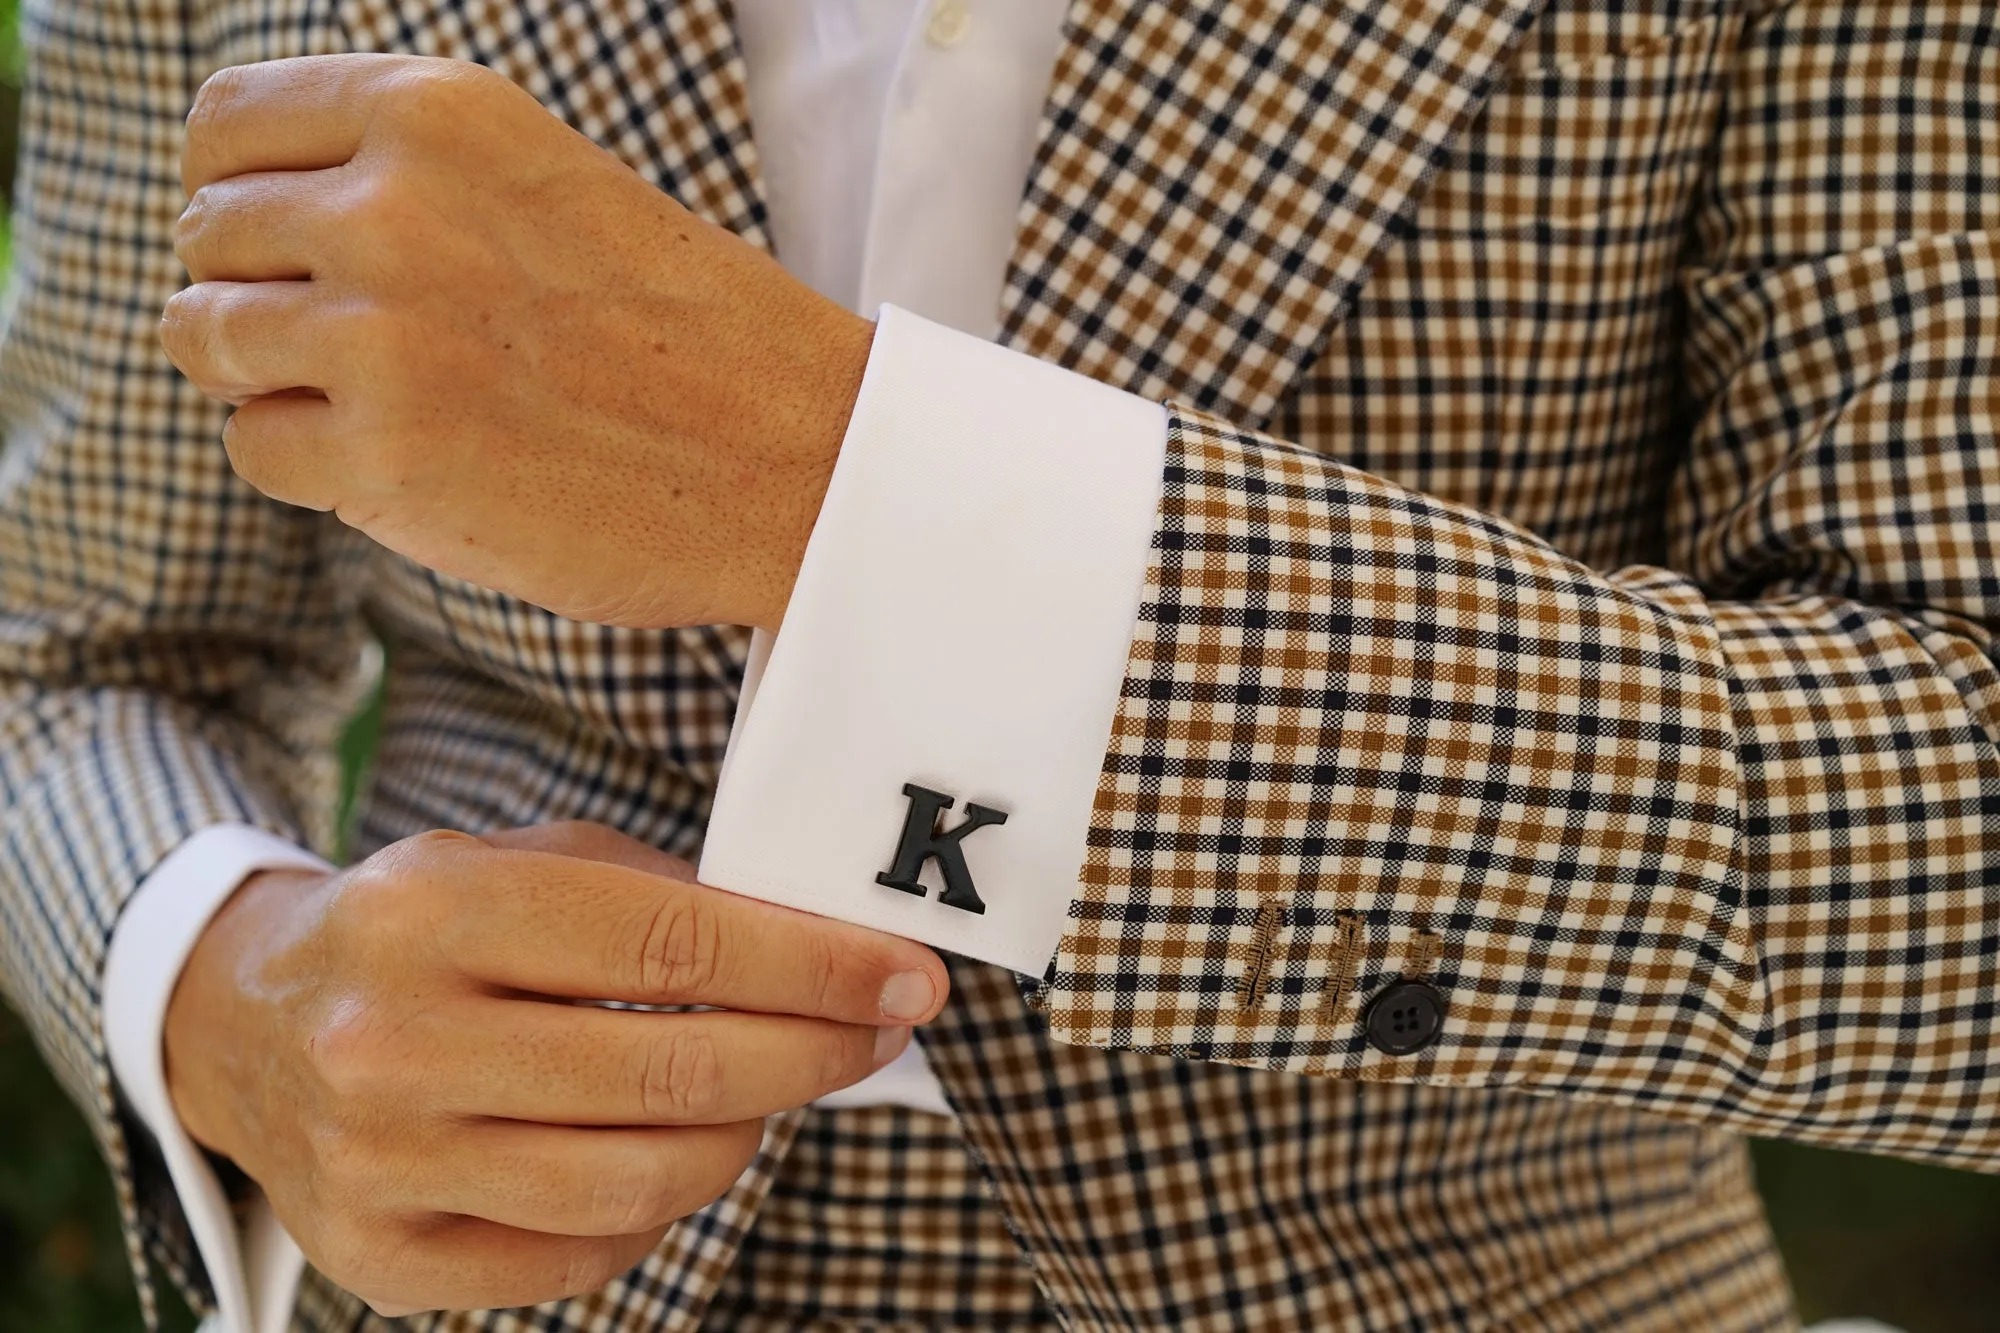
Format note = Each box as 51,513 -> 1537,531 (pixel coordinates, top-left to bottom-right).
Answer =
329,839 -> 473,964
159,286 -> 225,375
338,171 -> 412,240
307,1002 -> 404,1101
186,66 -> 246,146
631,893 -> 722,999
591,1159 -> 675,1234
818,1024 -> 874,1094
300,1121 -> 392,1222
313,1214 -> 399,1297
300,1112 -> 366,1185
555,1239 -> 622,1301
172,189 -> 215,263
220,408 -> 276,493
362,829 -> 475,904
635,1027 -> 722,1122
804,931 -> 843,1017
157,292 -> 194,363
328,859 -> 396,924
310,1231 -> 365,1291
401,826 -> 481,862
206,283 -> 253,348
332,858 -> 425,943
378,61 -> 491,134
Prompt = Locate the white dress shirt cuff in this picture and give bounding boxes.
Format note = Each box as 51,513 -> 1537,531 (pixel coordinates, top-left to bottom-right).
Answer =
700,304 -> 1167,975
102,824 -> 331,1333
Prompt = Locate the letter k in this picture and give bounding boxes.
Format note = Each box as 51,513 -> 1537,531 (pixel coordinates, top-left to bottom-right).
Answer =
876,783 -> 1008,915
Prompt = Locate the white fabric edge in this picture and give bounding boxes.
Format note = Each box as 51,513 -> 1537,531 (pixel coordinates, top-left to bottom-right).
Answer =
728,634 -> 955,1115
102,823 -> 332,1333
700,303 -> 1167,976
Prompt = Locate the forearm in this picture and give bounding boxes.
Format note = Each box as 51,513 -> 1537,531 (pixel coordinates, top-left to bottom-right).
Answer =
704,275 -> 2000,1167
1043,399 -> 2000,1166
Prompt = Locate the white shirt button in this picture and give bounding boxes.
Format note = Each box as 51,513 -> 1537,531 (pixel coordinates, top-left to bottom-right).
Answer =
926,0 -> 972,48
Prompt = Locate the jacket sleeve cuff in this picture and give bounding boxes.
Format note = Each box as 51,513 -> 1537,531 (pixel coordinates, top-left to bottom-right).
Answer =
102,824 -> 331,1333
699,304 -> 1166,975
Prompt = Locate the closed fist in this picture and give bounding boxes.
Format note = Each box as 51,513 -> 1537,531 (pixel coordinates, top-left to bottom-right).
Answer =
162,54 -> 872,632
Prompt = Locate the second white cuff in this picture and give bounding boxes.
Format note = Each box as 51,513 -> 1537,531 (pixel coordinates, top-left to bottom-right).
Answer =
102,824 -> 332,1333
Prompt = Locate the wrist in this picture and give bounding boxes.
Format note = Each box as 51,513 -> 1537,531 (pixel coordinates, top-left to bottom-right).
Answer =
735,308 -> 874,633
163,866 -> 329,1163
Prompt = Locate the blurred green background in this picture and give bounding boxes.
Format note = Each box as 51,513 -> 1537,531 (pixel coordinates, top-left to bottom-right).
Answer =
1,2 -> 1998,1330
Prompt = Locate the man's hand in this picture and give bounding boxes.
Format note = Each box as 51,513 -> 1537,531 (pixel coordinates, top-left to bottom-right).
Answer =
162,821 -> 946,1316
160,54 -> 873,632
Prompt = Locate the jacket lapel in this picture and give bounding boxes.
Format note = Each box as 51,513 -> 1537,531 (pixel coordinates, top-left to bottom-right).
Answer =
999,0 -> 1551,426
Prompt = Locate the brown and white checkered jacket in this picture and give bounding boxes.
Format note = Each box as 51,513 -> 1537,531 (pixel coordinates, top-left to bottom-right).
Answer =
3,0 -> 1995,1328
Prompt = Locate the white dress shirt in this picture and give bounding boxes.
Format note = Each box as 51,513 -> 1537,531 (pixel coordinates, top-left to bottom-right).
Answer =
102,2 -> 1170,1328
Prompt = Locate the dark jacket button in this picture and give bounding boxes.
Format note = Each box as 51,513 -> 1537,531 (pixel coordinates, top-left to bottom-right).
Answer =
1362,980 -> 1446,1055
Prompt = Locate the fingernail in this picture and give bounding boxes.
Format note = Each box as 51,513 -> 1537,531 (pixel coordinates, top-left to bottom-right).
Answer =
874,1025 -> 912,1066
879,970 -> 936,1022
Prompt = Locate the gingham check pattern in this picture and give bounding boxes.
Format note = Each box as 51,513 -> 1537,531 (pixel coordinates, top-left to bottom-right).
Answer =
1,0 -> 1993,1329
700,1105 -> 1056,1332
284,1105 -> 1055,1332
1039,0 -> 2000,1176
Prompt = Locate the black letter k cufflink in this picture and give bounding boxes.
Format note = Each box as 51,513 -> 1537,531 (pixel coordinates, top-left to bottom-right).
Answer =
877,782 -> 1008,915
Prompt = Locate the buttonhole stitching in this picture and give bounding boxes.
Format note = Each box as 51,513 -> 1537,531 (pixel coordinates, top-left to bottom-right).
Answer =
1403,929 -> 1443,981
1316,913 -> 1365,1024
1236,899 -> 1284,1010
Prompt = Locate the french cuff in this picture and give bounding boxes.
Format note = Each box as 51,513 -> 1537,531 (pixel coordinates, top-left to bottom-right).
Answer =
103,824 -> 331,1333
699,304 -> 1166,976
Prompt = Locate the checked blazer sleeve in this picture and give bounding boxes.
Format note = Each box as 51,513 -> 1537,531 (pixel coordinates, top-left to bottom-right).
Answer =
0,0 -> 370,1318
1041,0 -> 2000,1170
